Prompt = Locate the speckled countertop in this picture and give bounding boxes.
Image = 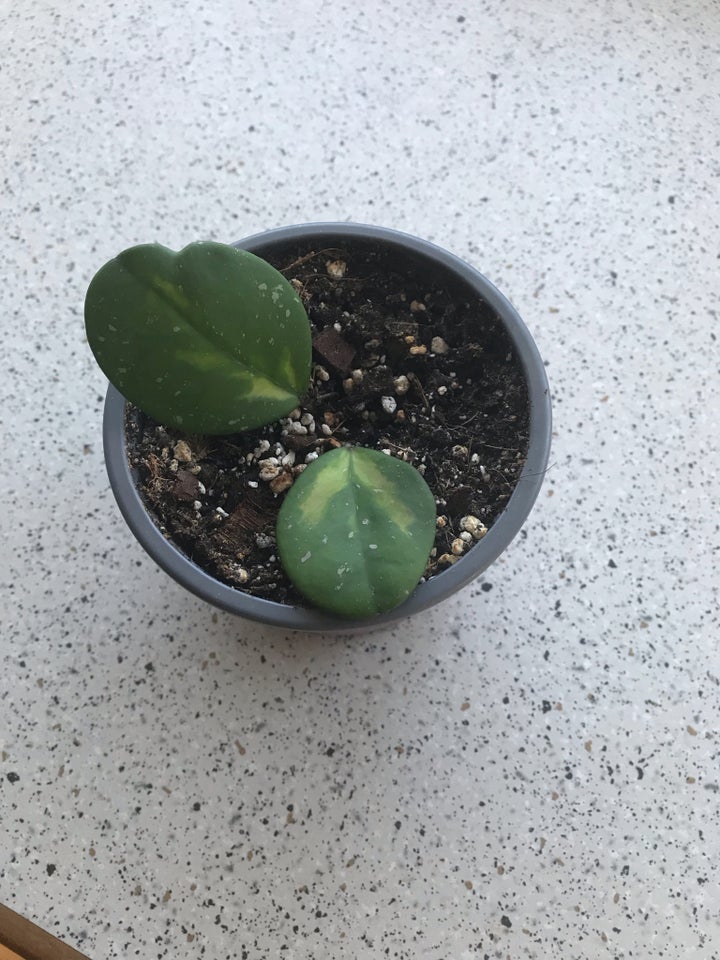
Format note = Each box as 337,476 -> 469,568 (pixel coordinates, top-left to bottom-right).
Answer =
1,1 -> 719,957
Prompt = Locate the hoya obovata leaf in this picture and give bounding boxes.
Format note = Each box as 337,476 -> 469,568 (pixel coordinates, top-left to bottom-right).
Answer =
277,447 -> 437,619
84,241 -> 311,434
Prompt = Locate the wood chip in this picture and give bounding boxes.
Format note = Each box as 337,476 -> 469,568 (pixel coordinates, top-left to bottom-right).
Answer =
173,469 -> 200,502
213,491 -> 268,553
312,326 -> 356,374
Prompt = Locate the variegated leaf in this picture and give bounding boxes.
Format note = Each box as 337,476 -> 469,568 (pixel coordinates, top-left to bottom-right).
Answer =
85,241 -> 311,434
277,447 -> 436,618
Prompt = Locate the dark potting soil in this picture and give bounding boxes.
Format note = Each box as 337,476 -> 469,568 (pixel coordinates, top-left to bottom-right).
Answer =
125,238 -> 530,606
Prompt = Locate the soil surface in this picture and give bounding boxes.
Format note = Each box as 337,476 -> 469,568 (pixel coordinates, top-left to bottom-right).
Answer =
125,238 -> 530,606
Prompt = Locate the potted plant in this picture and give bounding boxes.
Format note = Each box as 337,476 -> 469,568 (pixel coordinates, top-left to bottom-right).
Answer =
89,223 -> 551,632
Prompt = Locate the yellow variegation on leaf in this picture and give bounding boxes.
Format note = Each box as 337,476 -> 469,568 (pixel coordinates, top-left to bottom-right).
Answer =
276,447 -> 437,618
84,241 -> 311,434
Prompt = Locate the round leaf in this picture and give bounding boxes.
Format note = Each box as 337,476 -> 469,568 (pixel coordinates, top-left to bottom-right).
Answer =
277,447 -> 437,618
84,241 -> 311,434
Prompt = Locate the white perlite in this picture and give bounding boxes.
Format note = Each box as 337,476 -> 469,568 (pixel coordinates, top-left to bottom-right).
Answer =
173,439 -> 193,462
270,472 -> 293,494
381,395 -> 397,415
326,259 -> 347,278
393,375 -> 410,395
286,421 -> 308,435
460,515 -> 488,540
259,459 -> 281,481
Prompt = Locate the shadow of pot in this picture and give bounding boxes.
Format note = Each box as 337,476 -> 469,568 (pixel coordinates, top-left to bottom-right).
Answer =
102,222 -> 552,633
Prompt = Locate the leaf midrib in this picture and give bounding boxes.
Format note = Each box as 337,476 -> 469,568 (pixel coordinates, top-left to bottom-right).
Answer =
124,254 -> 298,398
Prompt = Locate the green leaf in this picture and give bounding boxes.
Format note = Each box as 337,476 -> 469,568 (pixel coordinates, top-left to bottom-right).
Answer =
277,447 -> 437,618
84,241 -> 311,434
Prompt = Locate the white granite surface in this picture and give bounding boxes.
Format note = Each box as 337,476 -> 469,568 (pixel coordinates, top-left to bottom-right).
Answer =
1,0 -> 719,957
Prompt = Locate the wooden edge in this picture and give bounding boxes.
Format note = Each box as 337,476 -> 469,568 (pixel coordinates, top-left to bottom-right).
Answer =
0,905 -> 90,960
0,945 -> 24,960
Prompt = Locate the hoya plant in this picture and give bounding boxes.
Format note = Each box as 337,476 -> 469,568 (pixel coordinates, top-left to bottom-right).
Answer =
85,241 -> 437,619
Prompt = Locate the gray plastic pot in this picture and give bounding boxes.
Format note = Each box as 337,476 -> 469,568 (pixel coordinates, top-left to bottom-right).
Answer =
103,222 -> 551,632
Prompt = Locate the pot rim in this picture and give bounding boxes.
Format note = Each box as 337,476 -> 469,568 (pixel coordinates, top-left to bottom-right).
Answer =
103,221 -> 552,632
